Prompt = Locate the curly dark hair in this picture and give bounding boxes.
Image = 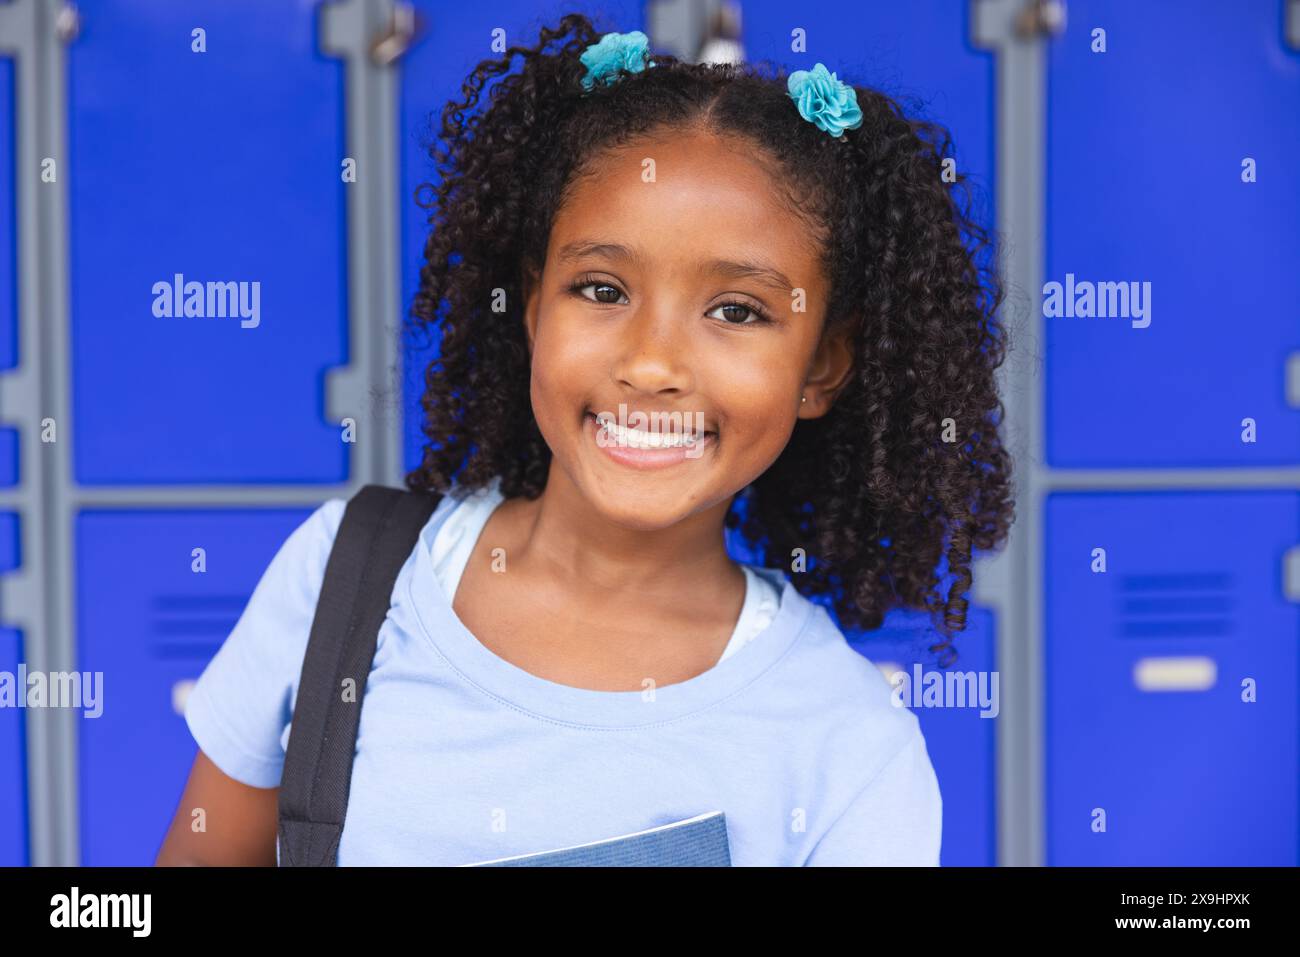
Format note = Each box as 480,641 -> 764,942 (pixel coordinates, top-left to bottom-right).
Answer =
403,12 -> 1016,666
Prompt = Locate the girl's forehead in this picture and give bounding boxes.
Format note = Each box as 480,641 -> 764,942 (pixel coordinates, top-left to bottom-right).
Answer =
577,127 -> 783,191
553,138 -> 825,280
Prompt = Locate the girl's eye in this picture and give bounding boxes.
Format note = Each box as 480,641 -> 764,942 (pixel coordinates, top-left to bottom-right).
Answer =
706,301 -> 771,326
568,278 -> 771,325
571,280 -> 626,305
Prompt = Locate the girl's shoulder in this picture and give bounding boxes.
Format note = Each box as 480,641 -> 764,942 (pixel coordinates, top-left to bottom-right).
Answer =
773,586 -> 923,730
184,488 -> 452,790
182,495 -> 350,788
762,588 -> 938,863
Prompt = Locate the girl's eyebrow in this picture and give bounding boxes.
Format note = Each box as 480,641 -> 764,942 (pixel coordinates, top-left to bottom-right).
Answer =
556,239 -> 794,293
557,239 -> 641,265
699,257 -> 794,294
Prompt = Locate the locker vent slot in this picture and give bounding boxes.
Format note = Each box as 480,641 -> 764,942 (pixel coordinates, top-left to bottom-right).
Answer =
151,594 -> 248,658
1117,573 -> 1233,638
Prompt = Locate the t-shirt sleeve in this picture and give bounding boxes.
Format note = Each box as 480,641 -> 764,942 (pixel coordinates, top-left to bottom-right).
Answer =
804,726 -> 943,866
182,499 -> 347,789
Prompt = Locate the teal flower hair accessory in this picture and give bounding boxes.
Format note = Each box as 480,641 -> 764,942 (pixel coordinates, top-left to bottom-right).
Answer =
579,30 -> 656,91
787,63 -> 863,138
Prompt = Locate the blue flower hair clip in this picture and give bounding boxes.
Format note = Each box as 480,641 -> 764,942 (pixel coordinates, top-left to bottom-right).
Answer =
579,30 -> 656,91
787,63 -> 863,138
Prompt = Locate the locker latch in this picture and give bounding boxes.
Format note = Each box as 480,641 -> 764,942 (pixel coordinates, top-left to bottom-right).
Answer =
1283,545 -> 1300,603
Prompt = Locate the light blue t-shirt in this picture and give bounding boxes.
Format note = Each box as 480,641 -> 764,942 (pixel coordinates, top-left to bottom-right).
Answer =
183,489 -> 943,866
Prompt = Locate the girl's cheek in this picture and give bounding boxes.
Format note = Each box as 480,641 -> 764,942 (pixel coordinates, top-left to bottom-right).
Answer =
537,312 -> 600,376
719,362 -> 799,419
529,336 -> 593,434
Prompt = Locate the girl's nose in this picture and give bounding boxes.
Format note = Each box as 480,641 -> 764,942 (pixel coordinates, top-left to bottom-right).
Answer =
610,306 -> 696,395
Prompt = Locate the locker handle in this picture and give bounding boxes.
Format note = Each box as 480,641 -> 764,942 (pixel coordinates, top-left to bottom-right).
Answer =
1284,544 -> 1300,603
1132,656 -> 1216,692
1286,352 -> 1300,409
172,679 -> 196,717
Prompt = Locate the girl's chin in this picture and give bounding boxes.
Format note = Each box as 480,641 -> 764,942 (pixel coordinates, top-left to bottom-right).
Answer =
569,485 -> 706,533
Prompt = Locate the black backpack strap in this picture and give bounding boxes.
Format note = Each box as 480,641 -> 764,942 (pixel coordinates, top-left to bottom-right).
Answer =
277,484 -> 442,866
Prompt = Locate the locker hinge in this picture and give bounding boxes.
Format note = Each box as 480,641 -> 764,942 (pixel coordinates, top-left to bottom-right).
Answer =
1014,0 -> 1067,38
55,2 -> 80,44
370,2 -> 425,66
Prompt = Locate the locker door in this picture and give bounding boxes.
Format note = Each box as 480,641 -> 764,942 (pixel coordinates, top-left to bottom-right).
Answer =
854,608 -> 999,867
1046,491 -> 1299,865
0,625 -> 24,867
0,512 -> 25,865
67,0 -> 349,484
1045,0 -> 1300,467
77,506 -> 312,865
0,52 -> 16,486
398,0 -> 647,474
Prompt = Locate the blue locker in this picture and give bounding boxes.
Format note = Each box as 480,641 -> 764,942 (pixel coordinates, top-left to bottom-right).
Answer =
1045,0 -> 1300,467
67,1 -> 349,484
0,512 -> 26,865
851,608 -> 999,867
0,52 -> 17,486
1046,491 -> 1299,865
0,624 -> 24,867
77,506 -> 313,865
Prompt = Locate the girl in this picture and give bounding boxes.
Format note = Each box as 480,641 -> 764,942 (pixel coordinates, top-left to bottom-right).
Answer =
158,13 -> 1013,867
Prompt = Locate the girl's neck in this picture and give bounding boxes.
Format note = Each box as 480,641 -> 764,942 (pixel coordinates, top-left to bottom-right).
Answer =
495,463 -> 742,602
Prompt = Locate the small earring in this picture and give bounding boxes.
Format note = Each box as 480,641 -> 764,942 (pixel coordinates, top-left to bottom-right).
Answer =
801,395 -> 806,404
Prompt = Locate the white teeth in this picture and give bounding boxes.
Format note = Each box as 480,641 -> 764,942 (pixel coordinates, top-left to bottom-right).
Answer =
595,414 -> 703,449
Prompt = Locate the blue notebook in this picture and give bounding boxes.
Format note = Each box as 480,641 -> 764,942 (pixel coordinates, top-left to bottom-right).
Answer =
461,811 -> 732,867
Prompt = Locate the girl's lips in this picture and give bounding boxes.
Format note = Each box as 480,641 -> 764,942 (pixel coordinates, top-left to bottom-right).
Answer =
583,411 -> 716,471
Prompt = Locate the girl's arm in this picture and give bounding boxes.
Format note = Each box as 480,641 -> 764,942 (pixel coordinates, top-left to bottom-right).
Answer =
155,749 -> 279,866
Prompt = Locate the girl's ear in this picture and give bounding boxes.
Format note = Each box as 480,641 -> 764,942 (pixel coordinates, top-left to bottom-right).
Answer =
799,320 -> 856,418
521,266 -> 540,355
